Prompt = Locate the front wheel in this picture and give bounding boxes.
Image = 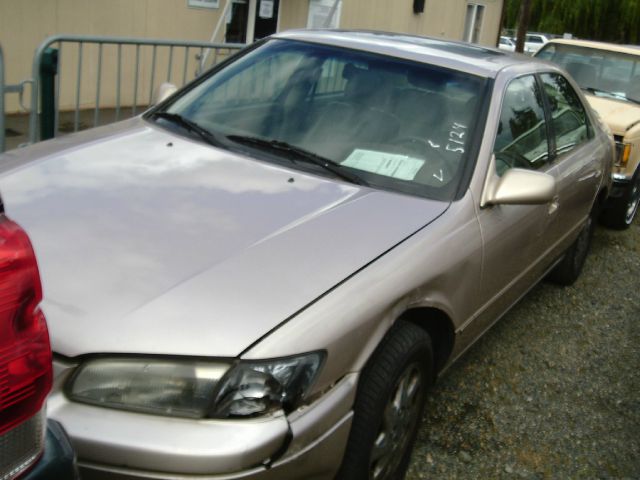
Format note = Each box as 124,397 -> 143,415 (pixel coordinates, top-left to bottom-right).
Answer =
601,170 -> 640,229
336,321 -> 433,480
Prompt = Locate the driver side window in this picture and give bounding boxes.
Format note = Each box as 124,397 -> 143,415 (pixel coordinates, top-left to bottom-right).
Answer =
494,75 -> 550,176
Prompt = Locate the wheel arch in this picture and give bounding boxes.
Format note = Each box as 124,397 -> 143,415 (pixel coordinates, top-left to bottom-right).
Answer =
596,185 -> 609,210
397,307 -> 455,375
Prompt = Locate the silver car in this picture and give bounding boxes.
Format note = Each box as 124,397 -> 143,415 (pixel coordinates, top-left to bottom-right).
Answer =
0,31 -> 612,480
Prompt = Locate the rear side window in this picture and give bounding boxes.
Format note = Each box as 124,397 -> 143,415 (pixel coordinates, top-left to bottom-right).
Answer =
540,73 -> 592,156
493,75 -> 550,176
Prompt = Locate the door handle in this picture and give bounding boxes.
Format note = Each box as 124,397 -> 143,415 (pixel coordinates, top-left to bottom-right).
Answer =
548,196 -> 560,215
579,170 -> 600,182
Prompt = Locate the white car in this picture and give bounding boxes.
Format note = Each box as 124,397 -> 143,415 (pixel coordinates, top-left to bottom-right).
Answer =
524,33 -> 550,54
498,36 -> 516,52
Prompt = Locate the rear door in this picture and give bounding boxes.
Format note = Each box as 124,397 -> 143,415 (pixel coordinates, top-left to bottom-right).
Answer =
538,72 -> 602,243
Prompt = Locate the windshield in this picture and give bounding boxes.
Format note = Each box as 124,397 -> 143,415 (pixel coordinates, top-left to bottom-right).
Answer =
537,43 -> 640,103
158,39 -> 487,201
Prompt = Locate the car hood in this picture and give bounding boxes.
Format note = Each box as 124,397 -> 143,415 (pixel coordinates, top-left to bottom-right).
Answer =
0,119 -> 448,358
586,95 -> 640,135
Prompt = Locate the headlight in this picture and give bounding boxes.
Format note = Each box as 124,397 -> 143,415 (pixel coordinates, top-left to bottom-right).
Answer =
66,352 -> 324,419
211,352 -> 324,418
67,357 -> 230,418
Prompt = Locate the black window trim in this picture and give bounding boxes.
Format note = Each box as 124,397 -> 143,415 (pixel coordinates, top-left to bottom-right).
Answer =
491,72 -> 553,172
536,70 -> 594,163
535,72 -> 558,161
454,77 -> 494,200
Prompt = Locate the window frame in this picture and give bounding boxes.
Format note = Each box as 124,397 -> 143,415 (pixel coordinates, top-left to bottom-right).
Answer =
491,73 -> 553,175
490,69 -> 597,178
536,71 -> 594,162
526,35 -> 544,44
463,3 -> 486,44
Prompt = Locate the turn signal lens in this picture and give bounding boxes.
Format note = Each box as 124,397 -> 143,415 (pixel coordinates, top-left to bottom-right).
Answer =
616,140 -> 632,166
621,144 -> 631,165
0,216 -> 52,436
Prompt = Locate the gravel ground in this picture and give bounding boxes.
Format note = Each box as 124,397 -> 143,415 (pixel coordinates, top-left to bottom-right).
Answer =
407,217 -> 640,479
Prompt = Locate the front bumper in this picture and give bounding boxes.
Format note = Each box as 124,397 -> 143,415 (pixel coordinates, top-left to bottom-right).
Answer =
49,358 -> 356,479
609,174 -> 631,199
23,420 -> 79,480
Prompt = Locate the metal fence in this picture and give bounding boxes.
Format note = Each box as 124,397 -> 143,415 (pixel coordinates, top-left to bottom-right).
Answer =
1,44 -> 32,153
1,35 -> 245,152
19,35 -> 245,146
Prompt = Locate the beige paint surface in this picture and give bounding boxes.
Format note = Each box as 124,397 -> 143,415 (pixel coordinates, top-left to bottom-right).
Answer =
1,0 -> 503,115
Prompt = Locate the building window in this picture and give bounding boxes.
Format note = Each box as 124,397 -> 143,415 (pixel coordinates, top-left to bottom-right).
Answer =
463,3 -> 485,43
307,0 -> 342,29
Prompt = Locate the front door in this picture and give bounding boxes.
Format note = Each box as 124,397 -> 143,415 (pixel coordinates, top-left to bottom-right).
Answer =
225,0 -> 280,44
467,74 -> 559,343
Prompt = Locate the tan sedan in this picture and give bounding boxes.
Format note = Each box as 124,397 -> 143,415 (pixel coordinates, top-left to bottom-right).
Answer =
0,31 -> 613,479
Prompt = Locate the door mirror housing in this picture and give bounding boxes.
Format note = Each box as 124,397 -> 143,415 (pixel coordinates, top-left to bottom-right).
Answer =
151,82 -> 178,106
481,157 -> 556,207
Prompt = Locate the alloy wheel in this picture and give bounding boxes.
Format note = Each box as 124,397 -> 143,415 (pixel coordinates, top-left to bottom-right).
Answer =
625,176 -> 640,225
370,363 -> 423,480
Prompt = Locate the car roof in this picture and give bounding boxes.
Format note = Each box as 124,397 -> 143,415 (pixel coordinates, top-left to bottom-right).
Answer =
544,38 -> 640,56
272,29 -> 546,78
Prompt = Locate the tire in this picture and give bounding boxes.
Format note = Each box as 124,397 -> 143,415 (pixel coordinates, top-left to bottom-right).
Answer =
548,211 -> 594,286
336,321 -> 433,480
601,169 -> 640,230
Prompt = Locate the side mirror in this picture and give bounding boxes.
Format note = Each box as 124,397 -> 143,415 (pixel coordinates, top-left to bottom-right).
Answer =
151,82 -> 178,106
481,157 -> 556,207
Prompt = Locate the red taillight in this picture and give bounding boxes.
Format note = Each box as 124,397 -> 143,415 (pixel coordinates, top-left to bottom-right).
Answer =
0,216 -> 52,436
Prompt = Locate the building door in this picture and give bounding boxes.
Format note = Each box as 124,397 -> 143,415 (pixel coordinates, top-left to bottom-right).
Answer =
225,0 -> 280,44
254,0 -> 280,40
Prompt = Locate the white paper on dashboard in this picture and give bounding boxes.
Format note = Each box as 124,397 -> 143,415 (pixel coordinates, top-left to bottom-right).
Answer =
342,149 -> 424,180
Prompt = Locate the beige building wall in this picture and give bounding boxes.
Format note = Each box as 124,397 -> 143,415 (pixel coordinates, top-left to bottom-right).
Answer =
1,0 -> 503,114
281,0 -> 503,46
279,0 -> 309,32
0,0 -> 227,113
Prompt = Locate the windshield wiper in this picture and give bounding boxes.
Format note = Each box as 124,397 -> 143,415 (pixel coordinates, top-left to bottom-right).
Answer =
226,135 -> 368,186
582,87 -> 640,105
150,111 -> 226,147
